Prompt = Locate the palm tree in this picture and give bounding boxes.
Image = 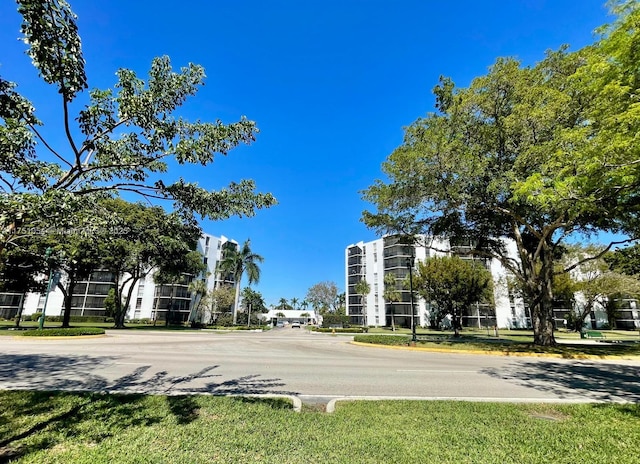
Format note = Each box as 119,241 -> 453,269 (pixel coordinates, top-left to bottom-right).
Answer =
217,239 -> 263,325
278,297 -> 289,311
187,278 -> 209,325
354,279 -> 371,328
291,297 -> 299,310
383,273 -> 400,331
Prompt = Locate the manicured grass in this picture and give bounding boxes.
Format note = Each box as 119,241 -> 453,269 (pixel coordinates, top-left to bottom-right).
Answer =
17,327 -> 105,337
0,321 -> 270,335
0,391 -> 638,463
354,334 -> 640,358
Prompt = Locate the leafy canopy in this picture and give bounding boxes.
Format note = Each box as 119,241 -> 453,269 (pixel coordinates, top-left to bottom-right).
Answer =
1,0 -> 276,252
361,2 -> 640,345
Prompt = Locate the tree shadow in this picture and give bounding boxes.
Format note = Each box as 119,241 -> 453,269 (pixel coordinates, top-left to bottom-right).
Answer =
165,395 -> 200,425
0,353 -> 298,462
0,391 -> 162,464
481,360 -> 640,403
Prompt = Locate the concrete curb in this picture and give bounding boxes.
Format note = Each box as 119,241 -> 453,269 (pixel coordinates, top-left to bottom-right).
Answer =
324,395 -> 636,413
349,341 -> 640,361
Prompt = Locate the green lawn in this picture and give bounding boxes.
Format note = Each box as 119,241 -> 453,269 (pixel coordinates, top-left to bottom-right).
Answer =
0,321 -> 268,335
0,391 -> 638,463
354,333 -> 640,358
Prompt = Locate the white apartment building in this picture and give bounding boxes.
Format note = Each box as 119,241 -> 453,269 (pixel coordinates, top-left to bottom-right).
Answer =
0,233 -> 237,323
345,235 -> 528,329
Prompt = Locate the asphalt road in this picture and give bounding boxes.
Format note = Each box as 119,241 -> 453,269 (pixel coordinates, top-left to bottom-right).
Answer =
1,328 -> 639,406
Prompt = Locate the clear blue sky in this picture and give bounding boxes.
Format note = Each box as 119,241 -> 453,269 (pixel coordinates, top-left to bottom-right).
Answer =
0,0 -> 613,306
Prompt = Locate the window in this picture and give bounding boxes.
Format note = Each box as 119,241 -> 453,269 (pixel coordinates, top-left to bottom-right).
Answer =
205,236 -> 210,246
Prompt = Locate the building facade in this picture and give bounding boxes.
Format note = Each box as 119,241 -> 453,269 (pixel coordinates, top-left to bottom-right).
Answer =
345,235 -> 526,329
1,233 -> 237,323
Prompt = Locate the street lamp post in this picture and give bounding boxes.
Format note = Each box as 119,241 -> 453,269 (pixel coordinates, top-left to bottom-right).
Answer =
406,251 -> 417,343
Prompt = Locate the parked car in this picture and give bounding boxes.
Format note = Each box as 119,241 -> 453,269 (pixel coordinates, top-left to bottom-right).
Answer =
291,322 -> 301,328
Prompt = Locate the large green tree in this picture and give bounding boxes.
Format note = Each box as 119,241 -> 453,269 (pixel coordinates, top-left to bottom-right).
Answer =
96,199 -> 204,328
412,256 -> 494,337
217,239 -> 263,325
240,287 -> 267,313
564,244 -> 640,330
0,0 -> 275,255
305,281 -> 340,315
362,3 -> 640,345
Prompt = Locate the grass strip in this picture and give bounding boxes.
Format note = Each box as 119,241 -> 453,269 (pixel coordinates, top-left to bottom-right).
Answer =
17,327 -> 105,337
0,391 -> 638,463
353,334 -> 640,358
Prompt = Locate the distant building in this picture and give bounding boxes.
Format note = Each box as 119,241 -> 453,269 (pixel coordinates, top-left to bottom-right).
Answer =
0,233 -> 238,323
345,235 -> 526,329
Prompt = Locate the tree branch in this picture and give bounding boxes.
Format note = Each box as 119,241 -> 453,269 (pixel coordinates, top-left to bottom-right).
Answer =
28,124 -> 73,168
560,238 -> 637,275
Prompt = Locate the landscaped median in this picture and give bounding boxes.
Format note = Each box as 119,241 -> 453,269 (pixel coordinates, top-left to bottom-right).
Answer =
15,327 -> 106,338
1,391 -> 639,463
352,334 -> 640,360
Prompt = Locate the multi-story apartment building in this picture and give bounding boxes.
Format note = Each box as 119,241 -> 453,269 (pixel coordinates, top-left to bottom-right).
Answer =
0,233 -> 238,323
345,235 -> 525,329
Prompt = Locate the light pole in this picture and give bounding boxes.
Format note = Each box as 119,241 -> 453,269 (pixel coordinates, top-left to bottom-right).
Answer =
406,250 -> 416,343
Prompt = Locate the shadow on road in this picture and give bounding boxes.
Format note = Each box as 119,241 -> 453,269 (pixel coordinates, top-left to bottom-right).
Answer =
0,353 -> 298,462
0,354 -> 295,395
481,360 -> 640,402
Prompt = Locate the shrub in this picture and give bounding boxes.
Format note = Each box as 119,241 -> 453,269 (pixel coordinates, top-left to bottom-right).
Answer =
19,327 -> 106,337
30,312 -> 43,321
321,313 -> 350,328
314,327 -> 366,333
215,313 -> 234,327
353,334 -> 411,345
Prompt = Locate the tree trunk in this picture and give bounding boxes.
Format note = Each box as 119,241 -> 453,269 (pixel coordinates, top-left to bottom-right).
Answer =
390,304 -> 395,332
14,292 -> 26,328
166,284 -> 176,326
453,307 -> 461,337
61,272 -> 75,328
531,253 -> 556,346
115,275 -> 139,329
232,281 -> 241,325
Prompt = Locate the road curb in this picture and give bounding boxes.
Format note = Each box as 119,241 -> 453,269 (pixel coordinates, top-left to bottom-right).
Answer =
349,341 -> 640,361
324,395 -> 635,413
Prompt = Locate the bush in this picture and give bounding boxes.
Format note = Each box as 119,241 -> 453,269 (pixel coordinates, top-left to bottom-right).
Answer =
321,313 -> 350,328
353,334 -> 411,345
314,327 -> 366,333
19,327 -> 105,337
214,313 -> 234,327
30,312 -> 43,321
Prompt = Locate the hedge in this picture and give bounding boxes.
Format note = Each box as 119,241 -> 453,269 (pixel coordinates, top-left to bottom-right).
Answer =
353,334 -> 412,345
314,327 -> 367,333
19,327 -> 106,337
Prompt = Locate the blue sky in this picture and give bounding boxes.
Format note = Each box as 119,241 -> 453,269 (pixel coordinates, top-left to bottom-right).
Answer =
0,0 -> 613,306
